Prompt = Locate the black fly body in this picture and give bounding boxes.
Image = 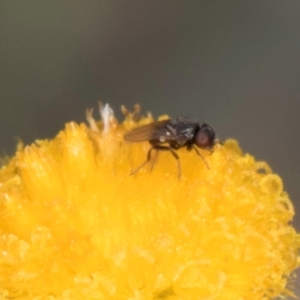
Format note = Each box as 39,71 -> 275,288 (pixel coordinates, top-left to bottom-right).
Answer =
124,117 -> 216,178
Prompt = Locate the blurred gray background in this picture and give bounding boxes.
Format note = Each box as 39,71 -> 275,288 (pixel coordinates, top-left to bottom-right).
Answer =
0,1 -> 299,294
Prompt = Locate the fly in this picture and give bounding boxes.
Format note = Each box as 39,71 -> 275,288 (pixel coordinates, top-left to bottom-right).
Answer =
124,117 -> 216,178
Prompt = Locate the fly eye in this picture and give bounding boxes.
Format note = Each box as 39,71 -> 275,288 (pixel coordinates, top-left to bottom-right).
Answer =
195,124 -> 215,149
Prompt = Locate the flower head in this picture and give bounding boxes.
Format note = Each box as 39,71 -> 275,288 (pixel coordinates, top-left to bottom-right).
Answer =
0,104 -> 299,299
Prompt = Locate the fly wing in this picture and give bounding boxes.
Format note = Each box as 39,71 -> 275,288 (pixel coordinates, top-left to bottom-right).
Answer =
124,119 -> 171,142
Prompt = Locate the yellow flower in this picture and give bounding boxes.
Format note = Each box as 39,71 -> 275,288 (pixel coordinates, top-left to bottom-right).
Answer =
0,104 -> 299,299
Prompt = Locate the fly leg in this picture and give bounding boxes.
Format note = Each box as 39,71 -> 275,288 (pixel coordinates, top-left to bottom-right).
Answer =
152,145 -> 181,179
149,149 -> 159,172
130,146 -> 156,175
192,146 -> 210,169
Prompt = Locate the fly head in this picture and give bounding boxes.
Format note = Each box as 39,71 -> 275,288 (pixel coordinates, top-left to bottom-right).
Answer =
194,123 -> 215,150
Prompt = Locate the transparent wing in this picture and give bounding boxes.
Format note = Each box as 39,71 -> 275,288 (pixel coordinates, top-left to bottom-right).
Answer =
124,119 -> 172,142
